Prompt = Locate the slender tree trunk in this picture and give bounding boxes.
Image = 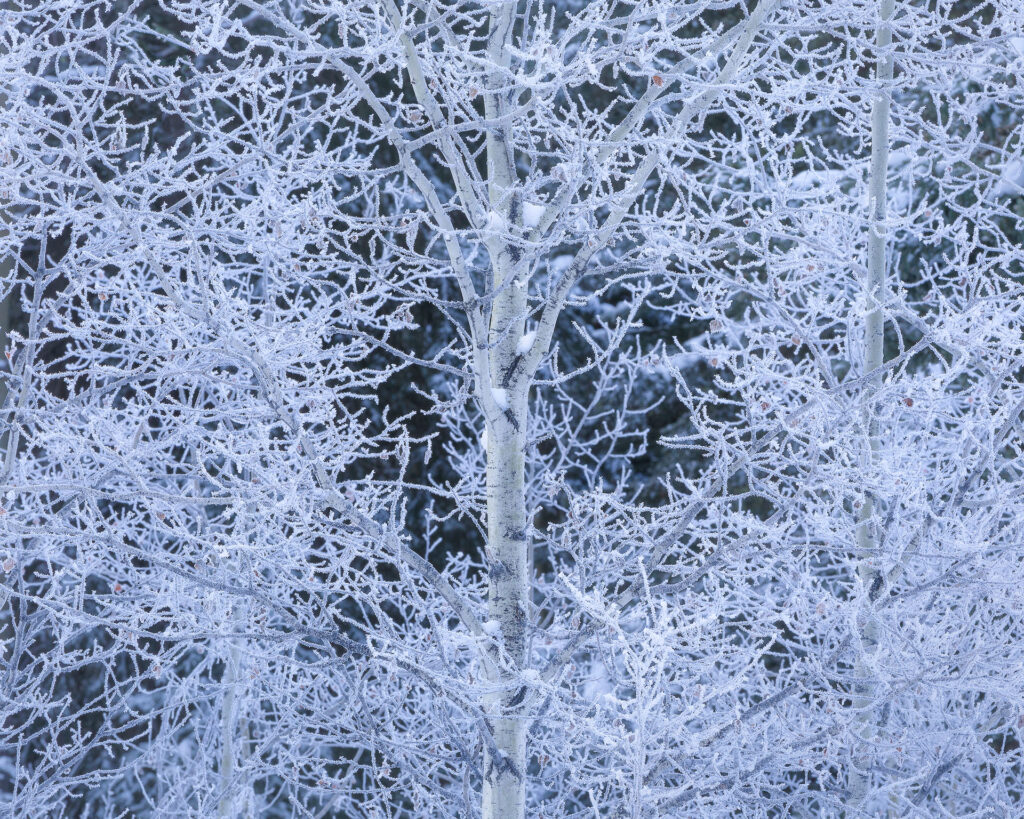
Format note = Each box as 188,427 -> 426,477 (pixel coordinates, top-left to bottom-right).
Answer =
849,0 -> 895,808
0,250 -> 9,413
0,60 -> 12,418
482,240 -> 529,819
218,641 -> 242,817
480,3 -> 529,816
481,175 -> 529,819
482,398 -> 528,819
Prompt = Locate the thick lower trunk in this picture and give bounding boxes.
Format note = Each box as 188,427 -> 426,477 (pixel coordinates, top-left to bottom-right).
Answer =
482,398 -> 528,819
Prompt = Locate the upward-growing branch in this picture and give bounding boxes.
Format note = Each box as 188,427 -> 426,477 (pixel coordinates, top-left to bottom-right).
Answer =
527,0 -> 775,242
524,0 -> 777,382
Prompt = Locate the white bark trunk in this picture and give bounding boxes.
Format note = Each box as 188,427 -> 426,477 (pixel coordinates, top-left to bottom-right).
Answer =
218,541 -> 252,816
218,641 -> 243,818
480,4 -> 529,816
0,67 -> 11,418
849,0 -> 895,807
481,204 -> 529,819
482,404 -> 528,819
0,235 -> 9,414
482,279 -> 528,819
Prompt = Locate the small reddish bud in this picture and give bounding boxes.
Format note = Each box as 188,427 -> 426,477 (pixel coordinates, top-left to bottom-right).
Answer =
790,335 -> 800,346
113,583 -> 123,592
760,401 -> 769,411
903,397 -> 914,407
651,74 -> 664,87
2,557 -> 14,572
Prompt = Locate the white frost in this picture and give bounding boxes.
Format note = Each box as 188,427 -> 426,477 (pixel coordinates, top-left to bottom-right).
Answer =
996,159 -> 1024,197
516,330 -> 536,355
522,201 -> 544,228
484,211 -> 504,233
549,254 -> 573,275
491,388 -> 509,410
481,619 -> 501,636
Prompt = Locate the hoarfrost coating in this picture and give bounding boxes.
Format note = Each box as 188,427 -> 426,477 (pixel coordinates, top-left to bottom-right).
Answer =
1,0 -> 1023,817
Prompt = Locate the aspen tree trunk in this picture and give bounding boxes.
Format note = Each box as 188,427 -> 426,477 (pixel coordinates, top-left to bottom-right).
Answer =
216,472 -> 257,815
480,185 -> 530,819
218,641 -> 242,818
215,608 -> 254,817
0,61 -> 11,415
481,13 -> 527,818
0,225 -> 9,413
481,235 -> 529,819
480,2 -> 529,815
482,392 -> 528,819
849,0 -> 895,808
